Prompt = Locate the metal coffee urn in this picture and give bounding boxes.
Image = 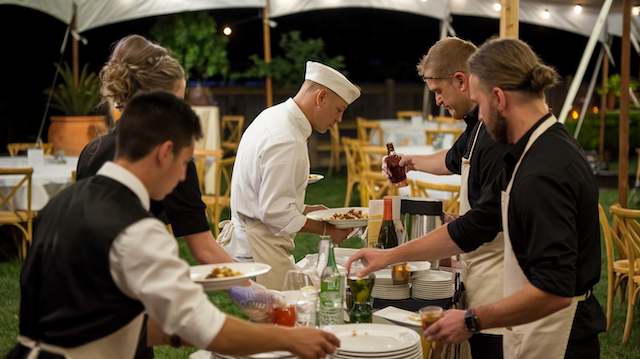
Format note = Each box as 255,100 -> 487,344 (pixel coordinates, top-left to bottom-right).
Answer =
400,198 -> 444,268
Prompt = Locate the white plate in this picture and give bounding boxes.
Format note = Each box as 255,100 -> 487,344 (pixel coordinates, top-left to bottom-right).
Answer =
324,324 -> 420,354
412,270 -> 453,282
373,306 -> 422,328
190,262 -> 271,291
406,261 -> 431,272
306,207 -> 369,229
334,247 -> 359,266
334,345 -> 420,358
308,174 -> 324,184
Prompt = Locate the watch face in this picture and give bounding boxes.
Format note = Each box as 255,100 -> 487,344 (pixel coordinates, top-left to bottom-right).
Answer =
465,310 -> 479,333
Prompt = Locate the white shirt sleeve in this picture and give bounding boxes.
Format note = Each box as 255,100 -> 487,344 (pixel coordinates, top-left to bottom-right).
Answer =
257,141 -> 308,236
109,218 -> 226,349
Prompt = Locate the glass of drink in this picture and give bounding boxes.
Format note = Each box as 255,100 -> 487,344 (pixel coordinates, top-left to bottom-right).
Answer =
419,306 -> 444,359
367,200 -> 384,248
347,260 -> 375,323
385,143 -> 408,187
391,263 -> 410,285
282,270 -> 318,327
273,303 -> 297,326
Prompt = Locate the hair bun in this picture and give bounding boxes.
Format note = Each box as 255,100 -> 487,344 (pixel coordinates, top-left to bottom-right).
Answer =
529,64 -> 559,92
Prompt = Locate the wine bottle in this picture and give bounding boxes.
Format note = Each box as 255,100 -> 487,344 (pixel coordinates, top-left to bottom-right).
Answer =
377,197 -> 398,249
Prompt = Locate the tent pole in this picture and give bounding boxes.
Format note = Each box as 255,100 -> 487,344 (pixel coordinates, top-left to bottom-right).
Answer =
599,43 -> 609,161
619,0 -> 632,207
574,48 -> 604,139
500,0 -> 519,38
71,3 -> 79,87
558,0 -> 613,124
263,0 -> 273,107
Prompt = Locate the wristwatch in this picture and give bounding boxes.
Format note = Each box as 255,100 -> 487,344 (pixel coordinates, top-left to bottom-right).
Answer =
464,309 -> 481,334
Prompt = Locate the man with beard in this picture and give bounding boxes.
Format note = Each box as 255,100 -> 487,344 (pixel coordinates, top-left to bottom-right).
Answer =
382,37 -> 510,358
346,38 -> 605,358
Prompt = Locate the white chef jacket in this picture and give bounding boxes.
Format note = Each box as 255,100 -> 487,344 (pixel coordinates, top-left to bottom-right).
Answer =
100,162 -> 227,349
228,98 -> 312,258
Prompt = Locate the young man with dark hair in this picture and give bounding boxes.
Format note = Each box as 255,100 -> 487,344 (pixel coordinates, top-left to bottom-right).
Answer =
13,92 -> 339,359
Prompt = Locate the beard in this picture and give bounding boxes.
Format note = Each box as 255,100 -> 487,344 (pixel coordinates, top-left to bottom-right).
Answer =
485,106 -> 509,144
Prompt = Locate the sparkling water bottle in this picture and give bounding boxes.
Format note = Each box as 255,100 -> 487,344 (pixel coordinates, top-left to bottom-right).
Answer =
319,241 -> 344,325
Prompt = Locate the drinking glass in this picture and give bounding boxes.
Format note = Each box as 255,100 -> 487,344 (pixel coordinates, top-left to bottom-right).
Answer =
282,270 -> 318,327
419,306 -> 444,359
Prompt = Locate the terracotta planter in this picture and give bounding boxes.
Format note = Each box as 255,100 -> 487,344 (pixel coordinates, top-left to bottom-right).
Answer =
48,115 -> 107,156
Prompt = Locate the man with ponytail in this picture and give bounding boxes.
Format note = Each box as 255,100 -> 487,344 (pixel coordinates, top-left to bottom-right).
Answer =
347,38 -> 605,358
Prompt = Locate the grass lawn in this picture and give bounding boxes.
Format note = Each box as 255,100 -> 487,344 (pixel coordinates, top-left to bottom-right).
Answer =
0,171 -> 639,357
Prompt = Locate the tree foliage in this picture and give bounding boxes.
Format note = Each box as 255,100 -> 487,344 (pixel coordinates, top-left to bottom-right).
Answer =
151,12 -> 229,80
237,31 -> 346,87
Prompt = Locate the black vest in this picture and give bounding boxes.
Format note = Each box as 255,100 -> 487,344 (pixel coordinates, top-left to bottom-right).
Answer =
19,175 -> 151,347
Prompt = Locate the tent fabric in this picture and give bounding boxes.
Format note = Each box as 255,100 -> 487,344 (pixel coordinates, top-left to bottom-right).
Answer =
0,0 -> 266,32
0,0 -> 637,38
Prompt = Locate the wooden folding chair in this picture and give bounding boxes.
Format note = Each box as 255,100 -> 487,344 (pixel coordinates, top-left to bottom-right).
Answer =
356,117 -> 383,145
7,143 -> 54,156
360,171 -> 397,207
396,110 -> 422,120
328,123 -> 342,175
609,204 -> 640,343
410,179 -> 460,214
434,116 -> 457,125
221,115 -> 245,154
0,168 -> 34,258
425,128 -> 464,146
342,138 -> 362,207
599,204 -> 632,331
194,149 -> 234,236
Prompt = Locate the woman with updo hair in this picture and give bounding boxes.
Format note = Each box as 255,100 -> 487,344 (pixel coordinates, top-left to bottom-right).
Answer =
77,34 -> 234,267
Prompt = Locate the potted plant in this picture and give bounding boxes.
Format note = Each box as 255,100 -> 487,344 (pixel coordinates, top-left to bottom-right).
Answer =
47,62 -> 106,156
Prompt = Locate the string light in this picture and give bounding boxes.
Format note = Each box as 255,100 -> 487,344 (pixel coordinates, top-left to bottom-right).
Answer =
592,106 -> 599,115
570,109 -> 579,121
493,3 -> 502,12
223,26 -> 232,36
542,9 -> 551,19
633,6 -> 640,16
421,0 -> 428,2
573,5 -> 582,14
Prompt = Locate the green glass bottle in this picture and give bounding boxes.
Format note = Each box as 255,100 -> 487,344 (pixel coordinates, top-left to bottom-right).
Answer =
319,241 -> 343,325
377,197 -> 398,249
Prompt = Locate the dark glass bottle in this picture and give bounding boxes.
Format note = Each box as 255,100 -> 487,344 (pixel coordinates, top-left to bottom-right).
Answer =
377,197 -> 398,249
385,143 -> 408,187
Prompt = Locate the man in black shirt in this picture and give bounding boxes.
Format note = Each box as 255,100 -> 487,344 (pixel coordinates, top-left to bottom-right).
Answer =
348,38 -> 605,358
383,37 -> 509,358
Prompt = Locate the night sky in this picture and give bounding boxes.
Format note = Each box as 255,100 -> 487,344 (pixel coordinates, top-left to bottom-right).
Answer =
0,5 -> 635,149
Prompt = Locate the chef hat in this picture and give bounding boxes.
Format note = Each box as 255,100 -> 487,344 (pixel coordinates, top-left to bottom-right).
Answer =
305,61 -> 361,104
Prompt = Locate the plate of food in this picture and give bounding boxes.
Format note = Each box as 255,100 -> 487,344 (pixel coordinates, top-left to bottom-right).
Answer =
190,262 -> 271,291
308,174 -> 324,184
306,207 -> 368,229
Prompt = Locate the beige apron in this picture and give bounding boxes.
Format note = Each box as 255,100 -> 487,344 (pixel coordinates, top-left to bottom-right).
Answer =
243,219 -> 298,290
501,116 -> 584,359
459,122 -> 505,337
17,313 -> 144,359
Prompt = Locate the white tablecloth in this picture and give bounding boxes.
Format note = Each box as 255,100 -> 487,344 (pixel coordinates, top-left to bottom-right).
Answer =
397,146 -> 461,200
0,156 -> 78,210
376,119 -> 466,147
193,106 -> 221,195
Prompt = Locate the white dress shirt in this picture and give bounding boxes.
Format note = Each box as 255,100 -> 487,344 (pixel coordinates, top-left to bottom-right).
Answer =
228,98 -> 312,258
99,162 -> 226,349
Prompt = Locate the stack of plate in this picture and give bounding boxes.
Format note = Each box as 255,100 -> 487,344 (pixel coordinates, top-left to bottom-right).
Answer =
324,324 -> 423,359
411,270 -> 454,300
372,269 -> 410,300
212,352 -> 295,359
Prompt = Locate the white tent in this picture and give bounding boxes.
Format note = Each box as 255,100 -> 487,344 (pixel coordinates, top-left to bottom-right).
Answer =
0,0 -> 636,37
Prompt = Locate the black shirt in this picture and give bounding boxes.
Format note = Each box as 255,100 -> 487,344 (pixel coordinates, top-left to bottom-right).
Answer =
76,126 -> 209,237
447,114 -> 606,342
445,107 -> 511,208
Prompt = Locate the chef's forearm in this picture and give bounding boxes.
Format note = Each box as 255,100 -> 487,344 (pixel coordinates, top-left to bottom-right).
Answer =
474,283 -> 572,330
300,218 -> 326,236
389,225 -> 462,263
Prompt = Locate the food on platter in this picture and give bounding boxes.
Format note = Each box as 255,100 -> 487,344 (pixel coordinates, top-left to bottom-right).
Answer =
206,266 -> 242,279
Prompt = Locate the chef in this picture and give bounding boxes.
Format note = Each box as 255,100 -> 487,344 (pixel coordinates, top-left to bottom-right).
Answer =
347,38 -> 605,358
383,37 -> 510,358
225,61 -> 360,289
11,92 -> 340,359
